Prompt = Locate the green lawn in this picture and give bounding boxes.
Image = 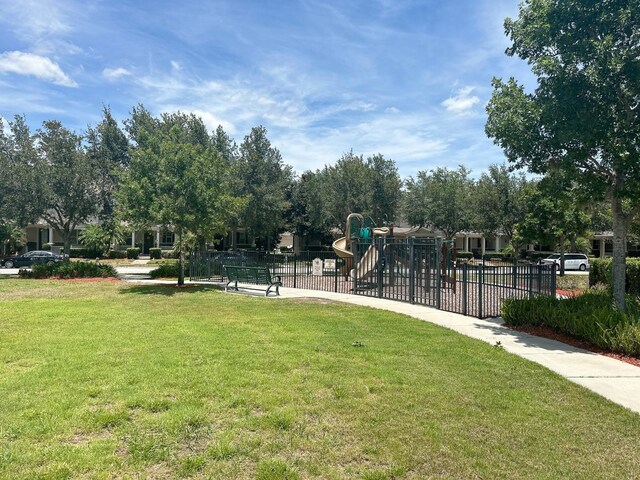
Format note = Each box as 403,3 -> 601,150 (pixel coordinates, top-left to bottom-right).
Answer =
0,279 -> 638,479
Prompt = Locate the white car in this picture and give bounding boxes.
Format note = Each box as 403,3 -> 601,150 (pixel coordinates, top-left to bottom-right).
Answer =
540,253 -> 590,271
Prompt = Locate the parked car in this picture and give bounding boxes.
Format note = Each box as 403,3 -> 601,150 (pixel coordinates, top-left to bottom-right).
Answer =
2,250 -> 64,268
540,253 -> 590,271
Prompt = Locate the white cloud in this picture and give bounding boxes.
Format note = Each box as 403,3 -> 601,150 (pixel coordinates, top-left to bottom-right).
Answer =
442,86 -> 480,115
103,67 -> 132,81
171,60 -> 182,72
0,51 -> 77,87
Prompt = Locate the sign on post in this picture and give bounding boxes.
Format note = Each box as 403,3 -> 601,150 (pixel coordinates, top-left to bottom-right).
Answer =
324,259 -> 336,270
312,258 -> 323,276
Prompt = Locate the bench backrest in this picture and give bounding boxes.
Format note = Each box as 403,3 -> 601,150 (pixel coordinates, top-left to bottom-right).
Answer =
224,265 -> 272,284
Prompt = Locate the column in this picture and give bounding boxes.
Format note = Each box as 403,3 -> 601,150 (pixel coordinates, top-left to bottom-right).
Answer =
464,235 -> 469,252
131,231 -> 135,248
495,235 -> 501,252
481,237 -> 486,256
156,229 -> 161,248
48,227 -> 54,245
600,239 -> 606,258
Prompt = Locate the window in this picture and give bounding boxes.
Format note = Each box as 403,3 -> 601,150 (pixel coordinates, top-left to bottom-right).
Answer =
161,231 -> 175,245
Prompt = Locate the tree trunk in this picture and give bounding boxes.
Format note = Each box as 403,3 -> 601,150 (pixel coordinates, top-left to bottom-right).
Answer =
559,235 -> 565,277
611,196 -> 627,311
63,228 -> 71,262
178,228 -> 185,286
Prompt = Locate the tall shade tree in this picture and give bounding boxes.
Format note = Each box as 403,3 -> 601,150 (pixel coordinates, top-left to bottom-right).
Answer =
404,166 -> 474,240
86,106 -> 130,246
367,153 -> 402,226
237,126 -> 293,248
119,116 -> 243,285
486,0 -> 640,310
472,164 -> 529,245
516,175 -> 590,276
37,120 -> 108,256
0,116 -> 44,227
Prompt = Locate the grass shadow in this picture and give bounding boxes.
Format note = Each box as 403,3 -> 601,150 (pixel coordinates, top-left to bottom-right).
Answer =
119,284 -> 222,296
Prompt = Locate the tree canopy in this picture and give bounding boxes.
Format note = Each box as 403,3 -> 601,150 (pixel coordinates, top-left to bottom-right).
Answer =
486,0 -> 640,309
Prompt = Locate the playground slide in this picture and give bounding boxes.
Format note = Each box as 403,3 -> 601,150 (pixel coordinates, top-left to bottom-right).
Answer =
332,227 -> 390,280
355,244 -> 379,281
331,236 -> 351,260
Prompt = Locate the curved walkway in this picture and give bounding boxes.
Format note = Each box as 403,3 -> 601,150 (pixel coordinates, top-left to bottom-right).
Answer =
275,286 -> 640,414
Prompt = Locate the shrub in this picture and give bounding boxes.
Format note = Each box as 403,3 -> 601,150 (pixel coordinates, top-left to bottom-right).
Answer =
526,251 -> 555,261
161,249 -> 180,259
19,261 -> 118,279
456,251 -> 473,260
502,291 -> 640,356
150,262 -> 189,278
149,247 -> 162,260
61,247 -> 102,259
126,247 -> 140,259
41,243 -> 52,251
590,258 -> 640,295
108,250 -> 128,259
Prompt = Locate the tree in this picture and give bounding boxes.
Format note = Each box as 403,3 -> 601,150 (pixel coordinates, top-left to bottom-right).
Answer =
36,121 -> 110,256
516,176 -> 590,275
118,113 -> 243,285
404,166 -> 474,239
0,115 -> 45,227
472,164 -> 529,245
237,126 -> 293,248
366,153 -> 402,226
486,0 -> 640,309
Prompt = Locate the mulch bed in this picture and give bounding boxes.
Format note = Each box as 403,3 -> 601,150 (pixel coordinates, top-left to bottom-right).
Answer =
508,324 -> 640,368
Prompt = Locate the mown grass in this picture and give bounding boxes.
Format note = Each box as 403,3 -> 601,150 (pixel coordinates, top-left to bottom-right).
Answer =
0,278 -> 639,479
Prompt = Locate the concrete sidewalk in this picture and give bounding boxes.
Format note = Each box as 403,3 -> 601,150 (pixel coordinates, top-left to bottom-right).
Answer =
273,287 -> 640,414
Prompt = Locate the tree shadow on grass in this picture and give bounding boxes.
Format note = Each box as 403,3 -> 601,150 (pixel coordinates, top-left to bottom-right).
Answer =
119,284 -> 222,296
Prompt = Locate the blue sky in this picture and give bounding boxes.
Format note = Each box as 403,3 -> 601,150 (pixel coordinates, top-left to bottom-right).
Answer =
0,0 -> 535,178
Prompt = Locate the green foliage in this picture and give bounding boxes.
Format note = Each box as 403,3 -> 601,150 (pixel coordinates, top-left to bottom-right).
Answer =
472,163 -> 529,242
0,223 -> 25,255
108,250 -> 127,259
149,247 -> 162,260
150,262 -> 189,278
486,0 -> 640,310
118,111 -> 244,285
41,243 -> 52,251
236,125 -> 293,245
404,166 -> 473,239
78,224 -> 112,255
256,459 -> 299,480
502,291 -> 640,356
126,248 -> 140,259
590,258 -> 640,295
456,251 -> 473,260
61,247 -> 103,258
18,261 -> 117,279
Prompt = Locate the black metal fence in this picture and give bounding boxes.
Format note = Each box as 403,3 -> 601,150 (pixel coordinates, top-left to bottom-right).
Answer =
189,239 -> 556,318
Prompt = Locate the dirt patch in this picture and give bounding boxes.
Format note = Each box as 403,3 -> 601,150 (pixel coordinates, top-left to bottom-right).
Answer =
290,297 -> 341,305
508,324 -> 640,368
556,289 -> 584,298
67,430 -> 112,445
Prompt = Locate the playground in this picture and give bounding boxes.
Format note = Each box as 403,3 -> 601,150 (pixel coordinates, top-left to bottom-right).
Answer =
191,214 -> 556,318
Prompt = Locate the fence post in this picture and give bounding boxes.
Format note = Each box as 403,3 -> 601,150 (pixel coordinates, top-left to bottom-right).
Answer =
377,236 -> 384,298
478,264 -> 484,319
435,237 -> 442,310
293,253 -> 297,289
408,237 -> 415,304
462,262 -> 468,316
551,263 -> 557,296
537,264 -> 542,293
528,263 -> 533,299
512,259 -> 517,290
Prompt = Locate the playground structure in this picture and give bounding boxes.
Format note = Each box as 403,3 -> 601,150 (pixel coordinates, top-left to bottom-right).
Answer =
331,213 -> 458,291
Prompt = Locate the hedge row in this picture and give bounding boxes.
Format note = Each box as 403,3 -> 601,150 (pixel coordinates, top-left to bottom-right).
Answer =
19,261 -> 118,279
150,262 -> 189,278
590,258 -> 640,295
502,290 -> 640,356
61,247 -> 103,258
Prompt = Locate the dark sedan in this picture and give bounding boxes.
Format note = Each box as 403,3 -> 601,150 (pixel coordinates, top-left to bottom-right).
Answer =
2,250 -> 64,268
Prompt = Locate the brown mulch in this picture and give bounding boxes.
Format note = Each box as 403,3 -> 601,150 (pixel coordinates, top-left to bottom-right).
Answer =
508,324 -> 640,368
556,289 -> 585,298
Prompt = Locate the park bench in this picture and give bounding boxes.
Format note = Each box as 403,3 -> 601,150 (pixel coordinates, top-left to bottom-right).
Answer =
223,265 -> 282,296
